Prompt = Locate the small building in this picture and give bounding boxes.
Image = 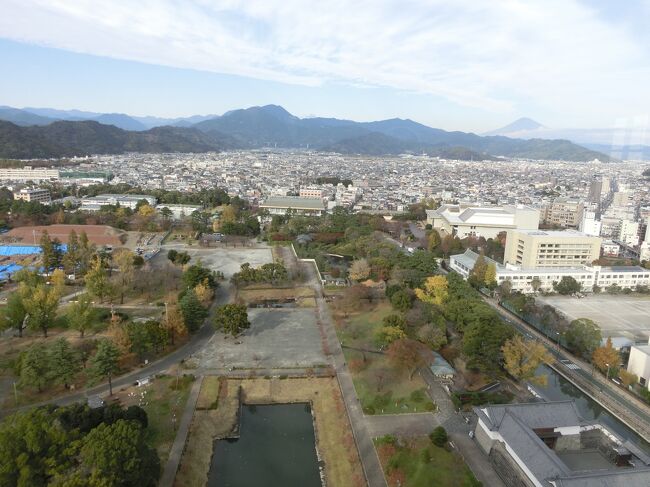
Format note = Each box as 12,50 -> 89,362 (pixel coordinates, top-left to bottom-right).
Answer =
259,197 -> 326,216
80,194 -> 157,211
13,188 -> 51,205
602,240 -> 621,257
627,338 -> 650,390
429,352 -> 455,381
156,204 -> 201,219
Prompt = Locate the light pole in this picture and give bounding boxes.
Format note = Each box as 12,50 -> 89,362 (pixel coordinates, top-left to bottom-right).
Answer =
555,331 -> 561,351
605,363 -> 611,381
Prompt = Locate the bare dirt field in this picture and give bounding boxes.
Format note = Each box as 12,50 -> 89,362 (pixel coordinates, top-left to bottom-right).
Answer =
176,246 -> 274,279
192,308 -> 327,369
537,294 -> 650,341
6,224 -> 126,246
175,377 -> 364,487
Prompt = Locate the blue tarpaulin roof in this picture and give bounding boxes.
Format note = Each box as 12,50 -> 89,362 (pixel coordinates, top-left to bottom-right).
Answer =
0,244 -> 67,256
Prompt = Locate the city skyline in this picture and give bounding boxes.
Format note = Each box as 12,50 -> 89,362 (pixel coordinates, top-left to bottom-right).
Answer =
1,1 -> 650,132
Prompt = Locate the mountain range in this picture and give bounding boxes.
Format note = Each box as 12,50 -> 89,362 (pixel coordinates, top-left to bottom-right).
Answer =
0,104 -> 611,161
486,117 -> 650,160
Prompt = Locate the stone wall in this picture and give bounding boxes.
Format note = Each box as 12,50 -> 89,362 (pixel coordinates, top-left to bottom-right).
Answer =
489,442 -> 538,487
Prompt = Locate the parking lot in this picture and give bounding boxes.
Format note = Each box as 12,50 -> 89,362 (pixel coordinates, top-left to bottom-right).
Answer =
193,308 -> 327,369
537,295 -> 650,341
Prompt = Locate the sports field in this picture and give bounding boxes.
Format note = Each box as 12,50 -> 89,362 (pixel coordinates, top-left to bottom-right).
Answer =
537,294 -> 650,341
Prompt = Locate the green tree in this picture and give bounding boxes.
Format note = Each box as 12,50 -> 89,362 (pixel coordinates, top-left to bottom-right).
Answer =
565,318 -> 601,359
88,339 -> 121,396
48,338 -> 79,389
63,229 -> 81,275
429,426 -> 448,447
67,293 -> 94,338
179,289 -> 208,332
20,282 -> 60,337
375,326 -> 407,346
469,252 -> 487,287
85,257 -> 113,303
531,277 -> 542,293
390,290 -> 413,312
0,291 -> 27,337
462,319 -> 514,375
214,304 -> 250,336
40,231 -> 63,273
182,263 -> 217,289
79,419 -> 160,487
77,231 -> 94,275
553,276 -> 581,295
427,230 -> 441,252
20,343 -> 51,392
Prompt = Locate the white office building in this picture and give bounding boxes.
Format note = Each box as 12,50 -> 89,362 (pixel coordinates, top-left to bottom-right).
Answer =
578,210 -> 602,237
80,194 -> 157,211
627,339 -> 650,391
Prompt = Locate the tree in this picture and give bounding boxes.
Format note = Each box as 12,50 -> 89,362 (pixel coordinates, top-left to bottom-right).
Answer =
51,268 -> 66,296
416,323 -> 447,350
40,231 -> 63,273
553,276 -> 581,295
88,339 -> 120,396
390,290 -> 412,312
220,204 -> 237,224
67,293 -> 94,338
194,279 -> 214,306
415,275 -> 448,306
63,229 -> 80,274
592,337 -> 620,374
502,335 -> 552,385
498,278 -> 513,297
79,419 -> 160,487
469,252 -> 487,286
85,257 -> 113,303
48,338 -> 79,389
462,319 -> 514,375
531,277 -> 542,293
0,291 -> 27,337
77,231 -> 94,275
375,326 -> 407,347
214,304 -> 250,336
427,230 -> 441,252
159,206 -> 173,221
163,303 -> 187,345
349,258 -> 371,281
179,289 -> 208,332
565,318 -> 601,359
429,426 -> 448,447
387,338 -> 425,379
484,263 -> 497,288
182,263 -> 217,289
20,343 -> 50,392
619,369 -> 638,388
113,249 -> 135,304
21,282 -> 60,337
382,314 -> 406,330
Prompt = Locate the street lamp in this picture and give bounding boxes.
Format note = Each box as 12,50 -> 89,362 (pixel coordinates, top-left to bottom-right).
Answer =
555,331 -> 561,351
605,363 -> 611,381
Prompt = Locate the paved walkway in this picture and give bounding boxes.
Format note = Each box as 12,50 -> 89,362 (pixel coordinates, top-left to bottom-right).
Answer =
304,260 -> 388,487
159,376 -> 203,487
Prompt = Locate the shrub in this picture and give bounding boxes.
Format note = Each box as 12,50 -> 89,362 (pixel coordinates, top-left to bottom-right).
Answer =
429,426 -> 448,447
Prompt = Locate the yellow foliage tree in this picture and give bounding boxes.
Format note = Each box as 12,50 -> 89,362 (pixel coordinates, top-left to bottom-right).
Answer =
108,314 -> 130,354
502,335 -> 553,385
619,369 -> 637,388
484,263 -> 497,287
221,205 -> 237,224
592,337 -> 620,374
415,275 -> 448,306
164,304 -> 187,345
138,204 -> 156,217
50,268 -> 67,297
194,279 -> 214,307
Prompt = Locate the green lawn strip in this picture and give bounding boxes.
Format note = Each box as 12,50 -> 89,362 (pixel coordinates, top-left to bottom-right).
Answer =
141,375 -> 195,463
375,436 -> 480,487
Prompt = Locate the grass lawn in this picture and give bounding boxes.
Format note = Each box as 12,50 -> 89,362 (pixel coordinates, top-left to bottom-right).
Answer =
116,373 -> 195,464
375,435 -> 480,487
337,301 -> 436,414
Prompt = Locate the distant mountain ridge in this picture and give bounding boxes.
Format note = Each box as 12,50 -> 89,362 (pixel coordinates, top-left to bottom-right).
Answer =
0,104 -> 610,161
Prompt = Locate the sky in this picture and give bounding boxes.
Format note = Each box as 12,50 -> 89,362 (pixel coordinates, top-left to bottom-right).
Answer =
1,0 -> 649,133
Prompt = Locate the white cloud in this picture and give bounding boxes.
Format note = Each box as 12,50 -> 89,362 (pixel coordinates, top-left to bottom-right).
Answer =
0,0 -> 648,122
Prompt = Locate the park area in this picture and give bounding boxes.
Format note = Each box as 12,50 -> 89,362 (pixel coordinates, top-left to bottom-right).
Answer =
336,301 -> 436,414
537,294 -> 650,341
375,435 -> 480,487
175,376 -> 365,487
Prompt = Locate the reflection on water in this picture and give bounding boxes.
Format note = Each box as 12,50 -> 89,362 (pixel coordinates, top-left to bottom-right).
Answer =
535,364 -> 650,453
208,403 -> 322,487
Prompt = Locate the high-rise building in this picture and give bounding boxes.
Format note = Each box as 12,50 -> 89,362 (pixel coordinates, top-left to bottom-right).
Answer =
541,198 -> 584,228
587,179 -> 602,203
619,220 -> 640,246
504,229 -> 601,268
579,210 -> 601,237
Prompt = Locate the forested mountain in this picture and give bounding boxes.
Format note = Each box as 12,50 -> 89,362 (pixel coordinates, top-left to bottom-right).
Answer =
0,104 -> 611,161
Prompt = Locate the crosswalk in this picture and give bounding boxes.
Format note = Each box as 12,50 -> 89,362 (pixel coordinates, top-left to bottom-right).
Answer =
560,360 -> 581,370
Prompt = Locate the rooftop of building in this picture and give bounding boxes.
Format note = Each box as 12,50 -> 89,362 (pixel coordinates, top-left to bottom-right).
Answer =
475,401 -> 650,486
260,196 -> 326,210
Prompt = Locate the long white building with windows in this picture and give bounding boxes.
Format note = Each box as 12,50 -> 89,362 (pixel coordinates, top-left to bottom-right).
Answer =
450,249 -> 650,293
